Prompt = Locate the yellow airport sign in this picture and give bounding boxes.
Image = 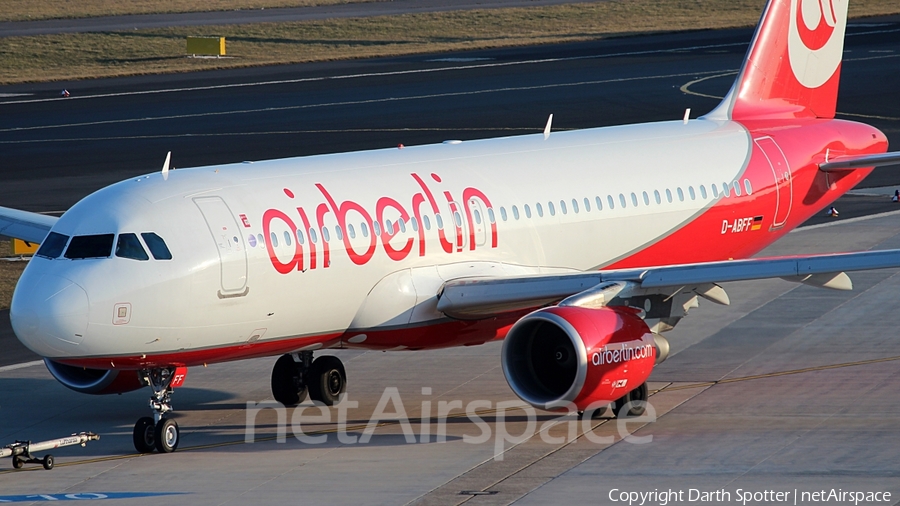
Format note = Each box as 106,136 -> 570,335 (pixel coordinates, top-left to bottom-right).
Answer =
187,37 -> 226,56
12,238 -> 38,255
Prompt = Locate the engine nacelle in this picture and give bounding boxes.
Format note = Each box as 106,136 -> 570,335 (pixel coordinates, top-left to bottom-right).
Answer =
501,306 -> 655,411
44,359 -> 144,395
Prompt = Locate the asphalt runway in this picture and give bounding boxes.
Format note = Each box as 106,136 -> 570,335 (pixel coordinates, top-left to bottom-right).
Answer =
1,21 -> 900,505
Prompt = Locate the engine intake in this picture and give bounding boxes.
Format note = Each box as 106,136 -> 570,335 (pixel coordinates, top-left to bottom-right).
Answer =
44,359 -> 144,395
502,306 -> 656,411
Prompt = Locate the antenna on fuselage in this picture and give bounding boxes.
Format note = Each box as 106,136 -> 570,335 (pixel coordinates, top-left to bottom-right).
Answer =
543,114 -> 553,140
161,151 -> 172,180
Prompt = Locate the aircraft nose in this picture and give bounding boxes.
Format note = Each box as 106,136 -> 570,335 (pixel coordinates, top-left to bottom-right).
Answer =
10,273 -> 89,356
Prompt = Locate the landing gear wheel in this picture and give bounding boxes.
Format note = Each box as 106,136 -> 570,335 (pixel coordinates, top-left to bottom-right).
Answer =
154,418 -> 179,453
307,356 -> 346,406
271,354 -> 308,407
133,416 -> 156,453
614,382 -> 648,418
590,404 -> 609,419
12,456 -> 22,469
42,455 -> 54,470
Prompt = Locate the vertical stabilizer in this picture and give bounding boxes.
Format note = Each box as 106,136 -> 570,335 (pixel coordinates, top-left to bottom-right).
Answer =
704,0 -> 848,121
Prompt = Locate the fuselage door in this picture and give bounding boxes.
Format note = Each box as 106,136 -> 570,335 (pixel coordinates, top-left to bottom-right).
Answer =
754,136 -> 792,230
194,196 -> 249,297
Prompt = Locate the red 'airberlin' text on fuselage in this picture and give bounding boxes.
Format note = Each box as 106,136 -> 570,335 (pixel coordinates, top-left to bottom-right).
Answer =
262,173 -> 498,273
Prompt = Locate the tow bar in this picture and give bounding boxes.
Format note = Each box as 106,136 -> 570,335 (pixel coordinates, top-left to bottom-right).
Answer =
1,432 -> 100,470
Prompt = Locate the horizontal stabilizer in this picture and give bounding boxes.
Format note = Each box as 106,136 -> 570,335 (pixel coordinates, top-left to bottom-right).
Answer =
0,206 -> 58,244
819,151 -> 900,171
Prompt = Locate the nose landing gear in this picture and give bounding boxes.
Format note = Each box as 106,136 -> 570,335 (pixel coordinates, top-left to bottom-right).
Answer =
132,368 -> 181,454
271,352 -> 347,407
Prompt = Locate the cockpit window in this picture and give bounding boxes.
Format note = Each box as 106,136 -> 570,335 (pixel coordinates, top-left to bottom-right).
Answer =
36,232 -> 69,259
64,234 -> 114,259
116,233 -> 149,261
141,232 -> 172,260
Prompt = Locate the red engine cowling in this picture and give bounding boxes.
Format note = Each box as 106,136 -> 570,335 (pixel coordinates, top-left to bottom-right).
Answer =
44,359 -> 144,395
501,306 -> 656,411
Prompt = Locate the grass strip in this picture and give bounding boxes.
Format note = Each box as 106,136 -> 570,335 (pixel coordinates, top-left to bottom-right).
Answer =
1,0 -> 897,85
0,0 -> 378,23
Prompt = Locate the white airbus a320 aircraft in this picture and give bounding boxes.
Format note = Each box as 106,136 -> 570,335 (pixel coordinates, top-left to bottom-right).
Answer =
2,0 -> 900,454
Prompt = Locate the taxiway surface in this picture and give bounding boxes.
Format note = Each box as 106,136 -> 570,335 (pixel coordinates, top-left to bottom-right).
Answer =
1,20 -> 900,505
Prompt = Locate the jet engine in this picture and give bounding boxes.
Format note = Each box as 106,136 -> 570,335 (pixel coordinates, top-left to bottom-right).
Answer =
44,359 -> 144,395
501,306 -> 657,411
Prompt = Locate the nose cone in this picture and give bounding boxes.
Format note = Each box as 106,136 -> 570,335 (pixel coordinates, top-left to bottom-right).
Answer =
11,273 -> 89,357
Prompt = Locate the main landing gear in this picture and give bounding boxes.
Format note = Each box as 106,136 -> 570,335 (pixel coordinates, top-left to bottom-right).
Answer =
271,351 -> 347,407
132,368 -> 180,454
613,382 -> 649,418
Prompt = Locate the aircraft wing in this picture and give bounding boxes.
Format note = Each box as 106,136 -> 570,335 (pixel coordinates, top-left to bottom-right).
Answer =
436,249 -> 900,319
0,205 -> 58,244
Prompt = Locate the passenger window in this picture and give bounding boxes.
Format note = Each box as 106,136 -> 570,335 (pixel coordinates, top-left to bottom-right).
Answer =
398,219 -> 406,233
712,184 -> 719,198
677,187 -> 685,201
323,227 -> 331,242
257,234 -> 264,247
423,215 -> 431,230
488,208 -> 496,223
733,181 -> 742,196
642,191 -> 650,206
65,234 -> 114,259
513,206 -> 520,220
654,190 -> 661,205
297,229 -> 306,244
361,223 -> 369,237
536,203 -> 544,217
411,217 -> 419,232
474,209 -> 482,224
500,207 -> 507,221
572,199 -> 578,213
270,232 -> 279,248
548,202 -> 556,216
436,214 -> 444,229
373,221 -> 382,236
141,233 -> 172,260
116,233 -> 149,261
584,198 -> 591,212
347,224 -> 356,239
454,212 -> 462,227
386,220 -> 394,235
607,195 -> 615,210
630,192 -> 638,207
666,189 -> 673,203
722,183 -> 730,197
525,204 -> 532,218
336,226 -> 343,241
36,232 -> 69,259
309,228 -> 318,243
688,186 -> 696,200
619,194 -> 627,208
596,196 -> 603,211
744,179 -> 753,195
559,200 -> 567,215
699,185 -> 707,199
283,231 -> 292,246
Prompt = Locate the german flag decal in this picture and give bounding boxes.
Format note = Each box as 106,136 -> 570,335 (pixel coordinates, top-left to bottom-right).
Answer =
751,216 -> 763,231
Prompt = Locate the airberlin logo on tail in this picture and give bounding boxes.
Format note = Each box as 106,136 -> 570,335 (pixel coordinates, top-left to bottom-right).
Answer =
261,173 -> 498,274
787,0 -> 847,89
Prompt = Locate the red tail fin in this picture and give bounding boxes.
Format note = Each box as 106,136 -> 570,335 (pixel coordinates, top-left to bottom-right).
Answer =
705,0 -> 848,120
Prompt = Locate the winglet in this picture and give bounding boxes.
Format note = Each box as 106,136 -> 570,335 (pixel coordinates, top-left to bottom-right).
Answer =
543,114 -> 553,140
161,151 -> 172,181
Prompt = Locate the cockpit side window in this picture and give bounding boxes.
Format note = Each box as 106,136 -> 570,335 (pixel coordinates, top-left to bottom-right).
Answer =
141,232 -> 172,260
36,232 -> 69,259
116,233 -> 149,261
64,234 -> 114,259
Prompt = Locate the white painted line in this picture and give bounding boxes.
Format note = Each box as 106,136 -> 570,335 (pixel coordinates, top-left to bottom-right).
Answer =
0,360 -> 44,373
0,69 -> 728,135
794,209 -> 900,232
0,41 -> 752,107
